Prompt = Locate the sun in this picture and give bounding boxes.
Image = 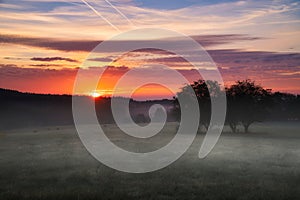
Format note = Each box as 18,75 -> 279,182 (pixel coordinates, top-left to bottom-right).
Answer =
90,91 -> 102,98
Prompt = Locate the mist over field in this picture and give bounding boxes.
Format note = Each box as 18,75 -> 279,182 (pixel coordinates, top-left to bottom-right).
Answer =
0,122 -> 299,200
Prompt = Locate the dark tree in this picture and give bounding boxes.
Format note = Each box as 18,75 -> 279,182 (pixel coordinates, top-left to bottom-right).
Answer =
289,95 -> 300,120
270,92 -> 300,121
171,97 -> 181,122
225,89 -> 239,133
226,80 -> 272,133
175,80 -> 222,132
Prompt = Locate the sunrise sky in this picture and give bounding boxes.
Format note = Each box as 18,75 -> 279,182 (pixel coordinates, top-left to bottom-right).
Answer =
0,0 -> 300,99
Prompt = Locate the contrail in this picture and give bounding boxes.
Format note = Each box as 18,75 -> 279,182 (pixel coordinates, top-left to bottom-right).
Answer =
103,0 -> 136,28
80,0 -> 121,32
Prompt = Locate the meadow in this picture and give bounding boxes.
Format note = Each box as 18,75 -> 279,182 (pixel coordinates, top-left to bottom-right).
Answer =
0,122 -> 299,200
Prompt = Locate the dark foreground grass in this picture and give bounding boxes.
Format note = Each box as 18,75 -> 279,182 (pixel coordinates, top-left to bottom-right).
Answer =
0,122 -> 299,200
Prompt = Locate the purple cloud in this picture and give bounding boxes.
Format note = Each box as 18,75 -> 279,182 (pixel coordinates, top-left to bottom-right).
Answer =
88,57 -> 114,62
0,34 -> 262,52
0,34 -> 99,52
31,57 -> 78,63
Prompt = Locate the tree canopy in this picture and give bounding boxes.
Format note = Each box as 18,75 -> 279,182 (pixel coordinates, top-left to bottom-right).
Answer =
174,79 -> 275,133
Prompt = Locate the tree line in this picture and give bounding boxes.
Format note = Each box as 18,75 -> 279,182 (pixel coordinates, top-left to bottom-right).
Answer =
1,82 -> 299,131
173,79 -> 300,133
0,88 -> 174,130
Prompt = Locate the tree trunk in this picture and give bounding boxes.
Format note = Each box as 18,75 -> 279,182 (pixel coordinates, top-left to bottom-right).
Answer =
176,123 -> 180,132
203,123 -> 209,132
229,123 -> 237,133
243,123 -> 251,133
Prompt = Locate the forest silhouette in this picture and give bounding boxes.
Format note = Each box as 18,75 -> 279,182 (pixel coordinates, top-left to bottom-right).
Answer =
0,79 -> 299,131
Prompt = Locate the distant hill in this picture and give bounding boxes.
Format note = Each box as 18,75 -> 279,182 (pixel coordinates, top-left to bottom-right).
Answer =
0,88 -> 175,130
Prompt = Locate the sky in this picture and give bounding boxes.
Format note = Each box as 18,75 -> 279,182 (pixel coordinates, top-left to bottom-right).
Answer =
0,0 -> 300,99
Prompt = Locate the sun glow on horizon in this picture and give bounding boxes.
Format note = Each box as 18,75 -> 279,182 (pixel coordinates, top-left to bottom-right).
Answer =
90,91 -> 102,98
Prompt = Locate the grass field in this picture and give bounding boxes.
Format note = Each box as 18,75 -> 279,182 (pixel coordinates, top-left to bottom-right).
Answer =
0,122 -> 299,200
